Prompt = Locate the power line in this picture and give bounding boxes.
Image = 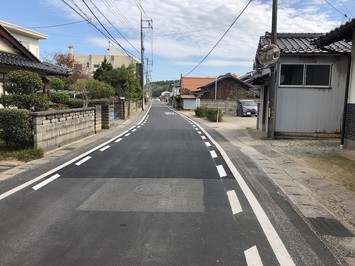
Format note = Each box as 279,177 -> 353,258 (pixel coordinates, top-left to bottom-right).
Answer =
88,0 -> 140,54
184,0 -> 253,77
103,0 -> 139,33
324,0 -> 348,19
339,0 -> 353,17
26,20 -> 87,29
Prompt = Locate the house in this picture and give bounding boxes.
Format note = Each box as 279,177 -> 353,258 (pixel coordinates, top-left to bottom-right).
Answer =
198,73 -> 253,100
181,95 -> 200,110
314,19 -> 355,149
0,22 -> 68,99
0,20 -> 47,59
195,73 -> 257,115
180,76 -> 215,95
71,46 -> 140,77
179,77 -> 215,110
246,32 -> 351,137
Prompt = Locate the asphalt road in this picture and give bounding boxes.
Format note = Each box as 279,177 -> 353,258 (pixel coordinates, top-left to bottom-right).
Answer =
0,101 -> 342,265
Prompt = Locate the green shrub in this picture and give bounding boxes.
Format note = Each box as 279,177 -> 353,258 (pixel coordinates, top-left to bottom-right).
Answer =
207,108 -> 223,122
50,92 -> 70,104
0,109 -> 33,147
195,106 -> 209,117
1,94 -> 49,111
67,98 -> 84,108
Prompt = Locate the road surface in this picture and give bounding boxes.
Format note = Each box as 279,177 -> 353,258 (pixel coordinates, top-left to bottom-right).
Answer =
0,101 -> 341,265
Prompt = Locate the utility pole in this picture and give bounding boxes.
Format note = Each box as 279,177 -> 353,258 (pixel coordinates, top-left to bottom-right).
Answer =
140,14 -> 153,111
267,0 -> 278,139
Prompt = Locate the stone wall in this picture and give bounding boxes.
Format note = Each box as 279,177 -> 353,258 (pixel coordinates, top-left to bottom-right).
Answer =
200,99 -> 237,116
32,108 -> 96,151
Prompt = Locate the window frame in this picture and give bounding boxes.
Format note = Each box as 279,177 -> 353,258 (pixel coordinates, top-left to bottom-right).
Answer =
279,63 -> 332,88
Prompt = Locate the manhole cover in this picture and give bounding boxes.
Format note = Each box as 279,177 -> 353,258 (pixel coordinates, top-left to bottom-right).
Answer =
133,183 -> 171,196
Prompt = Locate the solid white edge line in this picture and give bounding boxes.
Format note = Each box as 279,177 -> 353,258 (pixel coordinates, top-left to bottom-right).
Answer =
210,150 -> 218,159
99,145 -> 110,152
227,190 -> 243,214
0,105 -> 152,201
245,246 -> 263,266
217,165 -> 227,177
75,156 -> 92,166
32,173 -> 61,191
196,121 -> 295,266
115,138 -> 123,143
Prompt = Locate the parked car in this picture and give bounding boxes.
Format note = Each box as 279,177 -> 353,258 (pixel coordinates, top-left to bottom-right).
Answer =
236,100 -> 258,117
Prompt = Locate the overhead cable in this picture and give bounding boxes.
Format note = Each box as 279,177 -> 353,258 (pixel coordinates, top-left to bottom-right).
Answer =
88,0 -> 140,54
184,0 -> 253,77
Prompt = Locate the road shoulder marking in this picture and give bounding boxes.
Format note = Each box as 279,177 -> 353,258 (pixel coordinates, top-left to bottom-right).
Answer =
227,190 -> 243,215
32,174 -> 61,191
195,121 -> 295,266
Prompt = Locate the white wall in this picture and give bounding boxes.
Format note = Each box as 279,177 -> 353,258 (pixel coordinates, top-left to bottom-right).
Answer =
275,55 -> 348,134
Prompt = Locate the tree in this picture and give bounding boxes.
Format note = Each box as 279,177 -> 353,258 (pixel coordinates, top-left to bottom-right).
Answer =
93,61 -> 141,100
70,78 -> 115,107
112,64 -> 142,100
49,77 -> 65,91
93,57 -> 113,83
0,70 -> 48,111
53,52 -> 86,87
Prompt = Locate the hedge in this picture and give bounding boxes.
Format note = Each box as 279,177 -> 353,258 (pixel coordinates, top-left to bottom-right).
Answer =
195,106 -> 223,122
0,109 -> 33,147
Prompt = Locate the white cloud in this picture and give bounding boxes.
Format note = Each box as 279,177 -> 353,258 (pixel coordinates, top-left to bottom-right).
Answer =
46,0 -> 345,78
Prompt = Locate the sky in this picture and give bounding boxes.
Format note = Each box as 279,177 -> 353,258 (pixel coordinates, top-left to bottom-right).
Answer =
1,0 -> 354,82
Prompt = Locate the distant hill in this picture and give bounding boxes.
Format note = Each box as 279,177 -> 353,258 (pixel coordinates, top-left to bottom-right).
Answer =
148,80 -> 179,97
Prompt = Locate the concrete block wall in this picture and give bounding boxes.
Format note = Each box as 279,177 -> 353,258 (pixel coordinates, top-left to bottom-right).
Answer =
32,108 -> 96,151
101,105 -> 114,129
200,99 -> 237,116
345,103 -> 355,149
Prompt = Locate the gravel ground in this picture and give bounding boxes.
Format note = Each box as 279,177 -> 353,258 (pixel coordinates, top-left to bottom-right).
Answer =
264,139 -> 341,157
259,138 -> 355,194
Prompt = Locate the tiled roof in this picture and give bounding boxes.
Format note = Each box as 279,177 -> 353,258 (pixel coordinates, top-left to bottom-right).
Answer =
259,32 -> 351,55
199,73 -> 251,89
180,77 -> 215,92
0,52 -> 68,76
315,19 -> 355,49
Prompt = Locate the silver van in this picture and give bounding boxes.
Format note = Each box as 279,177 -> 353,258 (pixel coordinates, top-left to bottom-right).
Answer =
236,100 -> 258,117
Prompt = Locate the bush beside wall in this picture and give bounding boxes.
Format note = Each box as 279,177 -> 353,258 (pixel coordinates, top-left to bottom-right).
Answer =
195,106 -> 223,122
0,109 -> 33,147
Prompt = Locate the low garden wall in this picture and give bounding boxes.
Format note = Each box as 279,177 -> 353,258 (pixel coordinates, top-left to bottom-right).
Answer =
32,108 -> 96,151
200,99 -> 237,116
32,105 -> 114,151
